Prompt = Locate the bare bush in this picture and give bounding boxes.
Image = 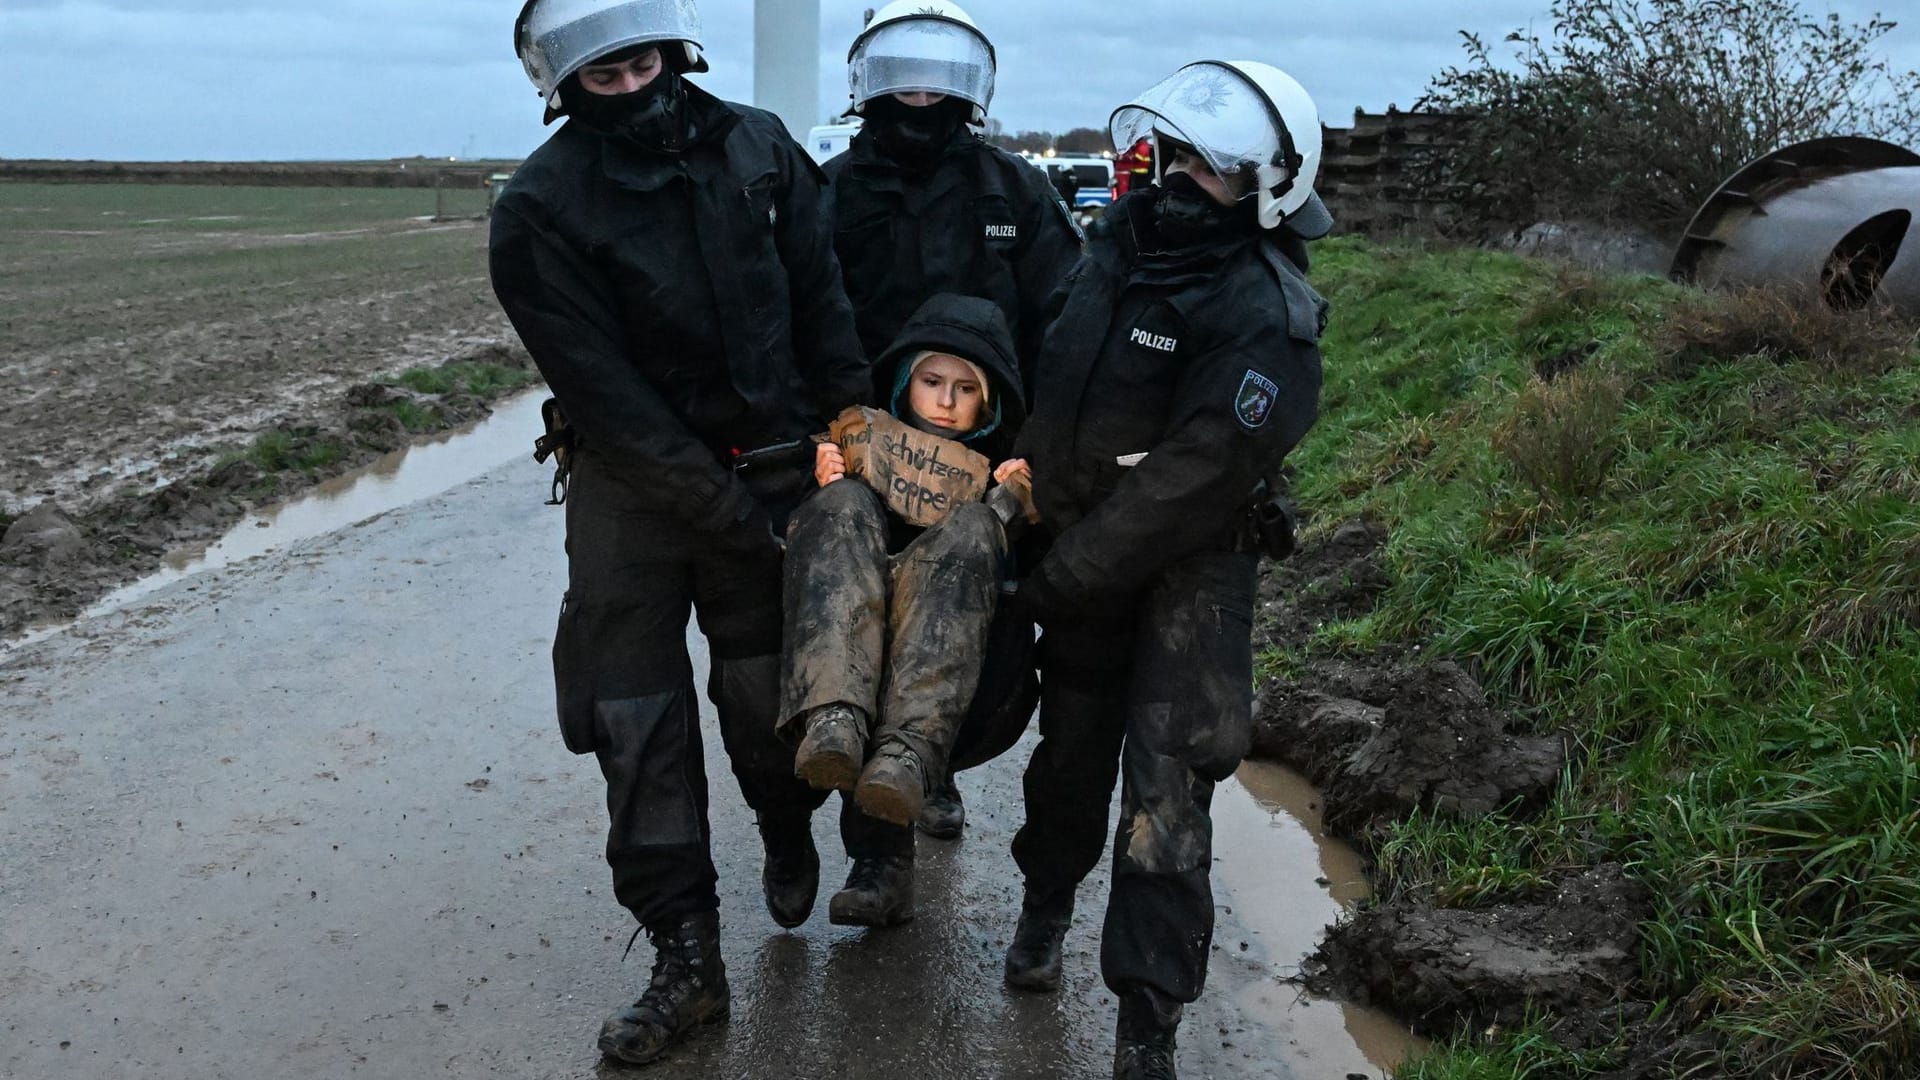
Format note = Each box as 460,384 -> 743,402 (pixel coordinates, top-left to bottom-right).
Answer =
1657,286 -> 1920,376
1493,367 -> 1627,503
1421,0 -> 1920,232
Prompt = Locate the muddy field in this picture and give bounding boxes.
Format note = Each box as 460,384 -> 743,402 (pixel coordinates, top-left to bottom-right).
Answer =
0,183 -> 525,635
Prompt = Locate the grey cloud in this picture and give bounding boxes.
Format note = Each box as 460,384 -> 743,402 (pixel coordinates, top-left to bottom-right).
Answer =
2,0 -> 1916,160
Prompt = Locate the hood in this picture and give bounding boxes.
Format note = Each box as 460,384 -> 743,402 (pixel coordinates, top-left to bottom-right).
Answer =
877,293 -> 1026,444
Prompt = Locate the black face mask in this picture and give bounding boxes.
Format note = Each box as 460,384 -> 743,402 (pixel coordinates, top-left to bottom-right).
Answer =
863,95 -> 968,171
1151,169 -> 1257,249
565,68 -> 688,152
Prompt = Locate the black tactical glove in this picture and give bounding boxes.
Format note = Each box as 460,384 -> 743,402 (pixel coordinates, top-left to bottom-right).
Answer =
709,496 -> 784,566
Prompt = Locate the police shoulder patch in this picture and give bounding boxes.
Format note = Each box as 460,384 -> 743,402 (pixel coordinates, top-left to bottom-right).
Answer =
1234,369 -> 1280,430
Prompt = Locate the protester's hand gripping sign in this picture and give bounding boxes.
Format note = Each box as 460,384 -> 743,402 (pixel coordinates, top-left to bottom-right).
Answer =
828,406 -> 990,527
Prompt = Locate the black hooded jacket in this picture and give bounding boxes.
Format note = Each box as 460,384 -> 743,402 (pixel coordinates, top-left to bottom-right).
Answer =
1015,191 -> 1327,616
489,81 -> 869,538
823,125 -> 1083,397
874,293 -> 1027,467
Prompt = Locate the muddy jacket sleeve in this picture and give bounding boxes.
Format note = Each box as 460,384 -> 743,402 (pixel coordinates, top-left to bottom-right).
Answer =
1029,325 -> 1322,614
773,140 -> 872,418
489,201 -> 764,537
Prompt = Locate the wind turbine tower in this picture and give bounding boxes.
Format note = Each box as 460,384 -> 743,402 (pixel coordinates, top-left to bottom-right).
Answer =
755,0 -> 821,139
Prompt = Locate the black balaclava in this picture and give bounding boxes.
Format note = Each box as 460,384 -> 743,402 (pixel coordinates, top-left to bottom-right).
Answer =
1151,169 -> 1258,249
863,94 -> 970,171
564,63 -> 689,153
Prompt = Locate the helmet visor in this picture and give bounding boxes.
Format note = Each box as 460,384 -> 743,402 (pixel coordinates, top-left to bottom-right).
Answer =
520,0 -> 702,97
1109,62 -> 1283,200
849,19 -> 994,110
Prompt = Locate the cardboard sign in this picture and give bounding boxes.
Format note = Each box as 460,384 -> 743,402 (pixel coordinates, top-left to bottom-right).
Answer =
829,406 -> 990,527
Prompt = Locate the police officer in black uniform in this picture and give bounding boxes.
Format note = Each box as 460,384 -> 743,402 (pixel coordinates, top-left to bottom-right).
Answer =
488,0 -> 868,1065
825,1 -> 1083,408
997,62 -> 1334,1080
804,0 -> 1082,919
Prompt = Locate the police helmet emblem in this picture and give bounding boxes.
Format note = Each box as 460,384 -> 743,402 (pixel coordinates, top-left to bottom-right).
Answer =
1235,369 -> 1279,430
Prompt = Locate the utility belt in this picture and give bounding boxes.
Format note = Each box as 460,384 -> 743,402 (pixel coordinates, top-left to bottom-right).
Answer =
533,398 -> 815,507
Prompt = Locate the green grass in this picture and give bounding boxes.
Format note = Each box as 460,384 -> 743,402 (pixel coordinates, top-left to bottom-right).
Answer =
385,400 -> 441,433
387,360 -> 536,399
223,430 -> 350,476
1396,1015 -> 1626,1079
1298,238 -> 1920,1076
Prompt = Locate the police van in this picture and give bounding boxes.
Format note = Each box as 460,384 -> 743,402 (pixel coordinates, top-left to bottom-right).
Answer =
1043,156 -> 1115,211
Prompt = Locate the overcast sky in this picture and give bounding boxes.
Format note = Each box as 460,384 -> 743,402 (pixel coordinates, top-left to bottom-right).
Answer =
2,0 -> 1916,160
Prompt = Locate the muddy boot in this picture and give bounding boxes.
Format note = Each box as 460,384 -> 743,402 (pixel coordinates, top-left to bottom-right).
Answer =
853,744 -> 928,826
597,911 -> 730,1066
793,703 -> 866,792
1003,887 -> 1073,992
758,815 -> 819,929
827,855 -> 916,927
915,769 -> 965,839
1112,989 -> 1181,1079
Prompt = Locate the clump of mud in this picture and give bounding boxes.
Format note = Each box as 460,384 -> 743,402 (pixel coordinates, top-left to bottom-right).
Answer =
1305,864 -> 1650,1042
1255,517 -> 1391,647
0,344 -> 534,637
1253,657 -> 1566,837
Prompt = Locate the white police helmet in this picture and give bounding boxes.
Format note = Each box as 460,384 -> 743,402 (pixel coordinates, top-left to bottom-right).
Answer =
516,0 -> 708,116
1110,60 -> 1330,236
848,0 -> 996,123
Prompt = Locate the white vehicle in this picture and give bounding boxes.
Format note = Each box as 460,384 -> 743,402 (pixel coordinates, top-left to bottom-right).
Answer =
805,120 -> 863,164
1044,155 -> 1115,208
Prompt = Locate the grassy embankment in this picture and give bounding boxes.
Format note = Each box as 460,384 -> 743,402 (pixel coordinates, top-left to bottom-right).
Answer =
1292,238 -> 1920,1078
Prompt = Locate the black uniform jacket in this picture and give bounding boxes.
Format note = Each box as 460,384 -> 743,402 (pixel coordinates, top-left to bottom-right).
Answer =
1016,192 -> 1327,614
823,127 -> 1083,395
489,83 -> 869,537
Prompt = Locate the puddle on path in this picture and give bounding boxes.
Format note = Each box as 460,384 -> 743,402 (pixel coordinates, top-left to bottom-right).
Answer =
80,389 -> 548,620
1214,758 -> 1427,1076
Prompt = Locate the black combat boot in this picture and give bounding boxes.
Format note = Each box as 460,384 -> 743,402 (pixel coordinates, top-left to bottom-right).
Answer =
758,814 -> 819,929
597,910 -> 730,1065
794,703 -> 867,791
826,855 -> 915,927
1003,886 -> 1073,992
1112,988 -> 1182,1080
916,768 -> 966,839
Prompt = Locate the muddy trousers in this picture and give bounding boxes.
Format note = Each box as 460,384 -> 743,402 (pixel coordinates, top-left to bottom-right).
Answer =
554,452 -> 828,931
1010,551 -> 1258,1003
781,480 -> 1008,858
778,479 -> 1007,773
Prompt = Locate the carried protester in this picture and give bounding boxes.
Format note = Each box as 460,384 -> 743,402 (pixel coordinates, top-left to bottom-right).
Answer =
779,293 -> 1036,927
488,0 -> 868,1066
999,61 -> 1334,1080
816,0 -> 1082,899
